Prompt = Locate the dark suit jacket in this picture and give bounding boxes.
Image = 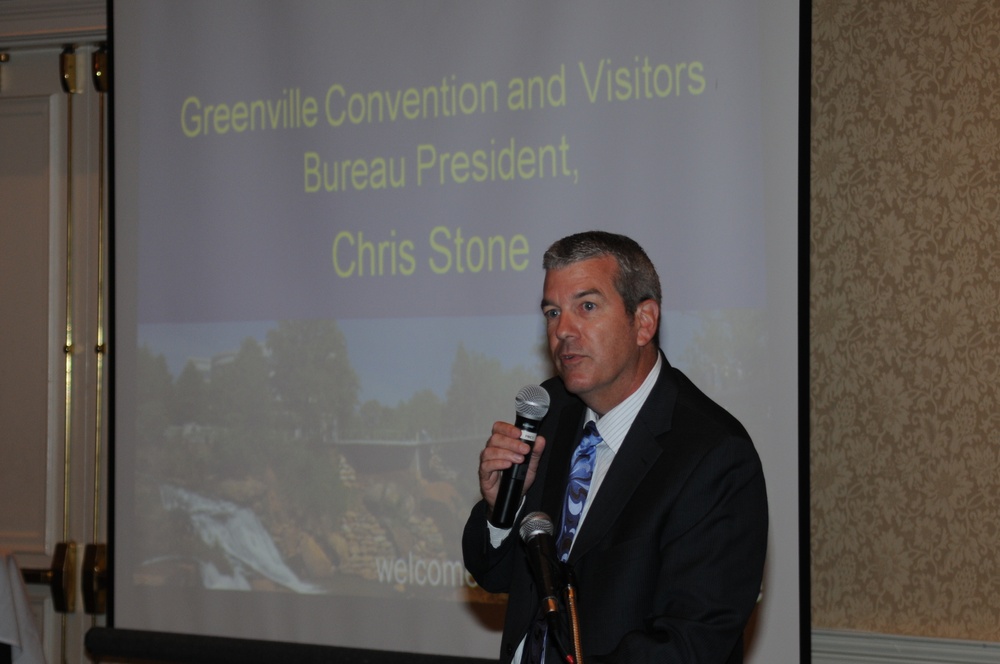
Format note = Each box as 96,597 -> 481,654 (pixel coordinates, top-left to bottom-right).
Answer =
463,355 -> 768,663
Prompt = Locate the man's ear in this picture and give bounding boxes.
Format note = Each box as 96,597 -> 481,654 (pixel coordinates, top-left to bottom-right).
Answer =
635,299 -> 660,347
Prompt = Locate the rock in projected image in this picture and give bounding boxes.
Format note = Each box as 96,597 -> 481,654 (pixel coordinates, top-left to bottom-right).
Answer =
160,485 -> 322,594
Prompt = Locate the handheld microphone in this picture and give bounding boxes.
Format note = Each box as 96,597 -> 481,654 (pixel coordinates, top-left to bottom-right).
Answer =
489,385 -> 550,529
519,512 -> 561,616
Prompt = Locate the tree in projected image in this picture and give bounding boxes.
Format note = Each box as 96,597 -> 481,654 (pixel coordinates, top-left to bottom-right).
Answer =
130,323 -> 545,594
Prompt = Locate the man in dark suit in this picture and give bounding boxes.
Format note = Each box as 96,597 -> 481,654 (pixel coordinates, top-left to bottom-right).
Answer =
463,231 -> 768,663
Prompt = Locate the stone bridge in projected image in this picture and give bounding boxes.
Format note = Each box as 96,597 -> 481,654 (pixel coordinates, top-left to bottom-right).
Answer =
333,434 -> 480,479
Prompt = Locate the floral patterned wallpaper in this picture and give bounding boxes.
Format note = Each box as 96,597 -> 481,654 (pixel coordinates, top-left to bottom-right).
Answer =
811,0 -> 1000,640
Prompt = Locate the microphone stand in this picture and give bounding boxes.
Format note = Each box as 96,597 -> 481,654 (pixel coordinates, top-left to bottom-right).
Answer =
565,587 -> 583,663
559,565 -> 584,664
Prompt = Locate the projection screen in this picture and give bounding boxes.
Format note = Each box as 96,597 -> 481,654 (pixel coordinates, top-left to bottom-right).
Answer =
110,1 -> 802,660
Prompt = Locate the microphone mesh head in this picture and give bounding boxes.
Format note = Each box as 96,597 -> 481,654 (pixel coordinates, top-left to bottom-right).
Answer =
515,385 -> 550,420
519,511 -> 554,543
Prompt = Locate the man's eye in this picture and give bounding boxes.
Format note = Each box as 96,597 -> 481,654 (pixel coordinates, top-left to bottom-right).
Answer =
582,302 -> 596,311
543,309 -> 559,320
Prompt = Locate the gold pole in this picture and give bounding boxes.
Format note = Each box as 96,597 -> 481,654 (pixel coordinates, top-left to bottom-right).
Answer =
92,44 -> 107,550
88,45 -> 110,619
60,44 -> 79,663
59,45 -> 77,548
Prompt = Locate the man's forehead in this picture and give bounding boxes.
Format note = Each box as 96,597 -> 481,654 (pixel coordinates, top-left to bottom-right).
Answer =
542,259 -> 618,305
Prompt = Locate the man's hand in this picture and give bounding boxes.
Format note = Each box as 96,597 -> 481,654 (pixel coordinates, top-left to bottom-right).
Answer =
478,421 -> 547,518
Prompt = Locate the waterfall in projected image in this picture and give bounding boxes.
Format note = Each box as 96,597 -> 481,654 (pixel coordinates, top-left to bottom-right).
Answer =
159,485 -> 322,594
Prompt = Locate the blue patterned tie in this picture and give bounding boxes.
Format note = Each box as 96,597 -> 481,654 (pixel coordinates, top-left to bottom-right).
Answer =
556,421 -> 602,561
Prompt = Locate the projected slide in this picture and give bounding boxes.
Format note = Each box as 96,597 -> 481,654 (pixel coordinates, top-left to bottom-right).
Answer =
113,1 -> 798,659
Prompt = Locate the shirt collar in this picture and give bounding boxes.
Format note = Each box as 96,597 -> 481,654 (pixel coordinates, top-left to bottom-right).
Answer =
585,353 -> 662,454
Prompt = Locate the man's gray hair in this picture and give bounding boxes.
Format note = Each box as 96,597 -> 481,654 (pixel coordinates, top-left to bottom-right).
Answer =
542,230 -> 662,316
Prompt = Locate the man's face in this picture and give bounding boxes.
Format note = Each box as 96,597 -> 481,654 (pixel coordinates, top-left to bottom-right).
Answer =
541,255 -> 656,415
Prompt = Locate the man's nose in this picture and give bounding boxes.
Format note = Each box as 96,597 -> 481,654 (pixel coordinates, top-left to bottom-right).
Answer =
552,312 -> 576,339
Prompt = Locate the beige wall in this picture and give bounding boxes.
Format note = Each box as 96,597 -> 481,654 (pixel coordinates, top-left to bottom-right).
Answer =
811,0 -> 1000,641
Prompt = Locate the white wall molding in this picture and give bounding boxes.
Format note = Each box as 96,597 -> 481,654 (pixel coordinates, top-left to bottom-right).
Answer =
0,0 -> 106,47
813,629 -> 1000,664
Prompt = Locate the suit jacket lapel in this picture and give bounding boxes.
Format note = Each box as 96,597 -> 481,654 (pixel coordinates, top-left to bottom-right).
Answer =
540,400 -> 587,521
567,358 -> 678,563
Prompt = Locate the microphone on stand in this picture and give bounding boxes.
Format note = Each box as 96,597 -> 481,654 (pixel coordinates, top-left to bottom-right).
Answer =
519,512 -> 561,617
520,512 -> 576,664
489,385 -> 550,529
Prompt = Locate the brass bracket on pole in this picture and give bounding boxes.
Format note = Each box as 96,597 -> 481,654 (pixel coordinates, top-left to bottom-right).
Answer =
60,46 -> 81,94
20,542 -> 78,614
92,44 -> 108,94
82,543 -> 107,615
